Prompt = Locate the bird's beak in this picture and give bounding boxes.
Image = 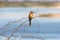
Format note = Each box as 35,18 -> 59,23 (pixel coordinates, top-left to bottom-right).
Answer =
32,12 -> 35,13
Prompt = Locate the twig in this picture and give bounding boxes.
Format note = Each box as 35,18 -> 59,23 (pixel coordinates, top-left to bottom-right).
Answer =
7,20 -> 28,40
0,17 -> 27,34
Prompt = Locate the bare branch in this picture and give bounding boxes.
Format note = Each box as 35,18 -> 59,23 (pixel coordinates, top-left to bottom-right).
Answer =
0,17 -> 27,34
7,20 -> 28,40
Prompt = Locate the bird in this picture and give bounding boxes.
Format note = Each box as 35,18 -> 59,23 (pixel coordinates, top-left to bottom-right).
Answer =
28,11 -> 34,26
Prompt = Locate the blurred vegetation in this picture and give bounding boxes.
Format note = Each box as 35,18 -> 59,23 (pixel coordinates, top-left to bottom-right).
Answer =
39,14 -> 54,18
0,1 -> 60,7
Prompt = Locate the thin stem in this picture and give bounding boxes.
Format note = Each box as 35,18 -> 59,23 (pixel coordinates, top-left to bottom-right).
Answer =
7,20 -> 28,40
0,17 -> 27,34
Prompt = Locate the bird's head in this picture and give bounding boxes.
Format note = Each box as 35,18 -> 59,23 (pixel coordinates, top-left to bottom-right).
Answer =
30,11 -> 35,13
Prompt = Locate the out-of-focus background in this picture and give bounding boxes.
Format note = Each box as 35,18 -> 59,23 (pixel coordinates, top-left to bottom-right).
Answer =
0,0 -> 60,7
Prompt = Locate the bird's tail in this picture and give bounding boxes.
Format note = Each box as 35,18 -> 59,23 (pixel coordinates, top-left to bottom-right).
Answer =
29,20 -> 31,26
29,22 -> 31,26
